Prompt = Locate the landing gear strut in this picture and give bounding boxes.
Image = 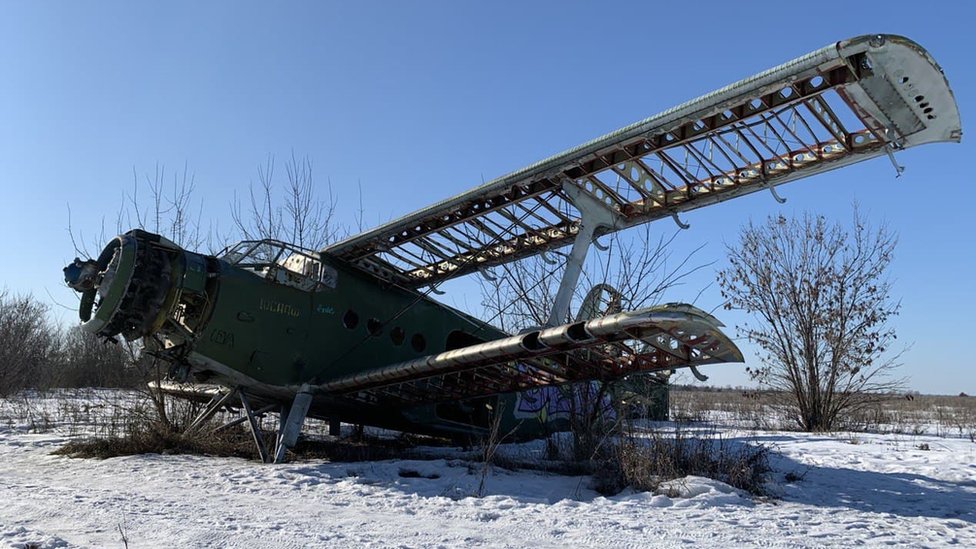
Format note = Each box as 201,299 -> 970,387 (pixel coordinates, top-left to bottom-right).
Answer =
189,386 -> 312,464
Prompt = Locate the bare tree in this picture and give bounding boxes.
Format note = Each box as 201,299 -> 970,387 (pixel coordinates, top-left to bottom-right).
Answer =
479,226 -> 709,458
232,152 -> 340,250
717,208 -> 904,431
122,162 -> 206,250
480,225 -> 710,331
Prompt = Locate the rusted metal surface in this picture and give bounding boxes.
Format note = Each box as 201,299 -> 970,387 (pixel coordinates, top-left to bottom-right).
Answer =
324,35 -> 961,289
319,304 -> 742,406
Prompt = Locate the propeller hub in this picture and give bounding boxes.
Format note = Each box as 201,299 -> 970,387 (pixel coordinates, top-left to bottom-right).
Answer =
63,258 -> 100,292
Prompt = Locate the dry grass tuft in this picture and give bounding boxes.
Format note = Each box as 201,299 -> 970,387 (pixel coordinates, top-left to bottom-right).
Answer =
588,429 -> 771,497
54,420 -> 258,459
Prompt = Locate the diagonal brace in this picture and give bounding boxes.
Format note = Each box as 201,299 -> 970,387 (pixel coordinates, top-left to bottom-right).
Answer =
186,388 -> 238,433
546,180 -> 624,327
240,389 -> 270,463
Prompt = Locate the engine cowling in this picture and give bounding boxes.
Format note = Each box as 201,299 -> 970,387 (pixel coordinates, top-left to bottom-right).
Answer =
64,230 -> 189,341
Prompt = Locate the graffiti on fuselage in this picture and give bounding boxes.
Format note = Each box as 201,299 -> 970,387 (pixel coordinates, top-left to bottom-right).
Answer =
513,382 -> 615,424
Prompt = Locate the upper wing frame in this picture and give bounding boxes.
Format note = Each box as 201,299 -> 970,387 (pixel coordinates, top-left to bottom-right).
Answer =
324,35 -> 960,288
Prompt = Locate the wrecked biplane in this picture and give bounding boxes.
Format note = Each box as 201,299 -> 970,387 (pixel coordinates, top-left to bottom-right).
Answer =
64,34 -> 960,462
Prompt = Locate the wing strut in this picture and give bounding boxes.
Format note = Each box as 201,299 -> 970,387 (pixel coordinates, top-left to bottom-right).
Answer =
546,179 -> 624,326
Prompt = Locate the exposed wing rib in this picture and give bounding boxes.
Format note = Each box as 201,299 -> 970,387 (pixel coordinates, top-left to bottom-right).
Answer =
324,35 -> 960,288
319,304 -> 742,406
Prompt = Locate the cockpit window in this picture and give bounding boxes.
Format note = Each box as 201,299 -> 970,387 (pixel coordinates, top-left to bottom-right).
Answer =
219,241 -> 258,265
219,239 -> 337,290
246,242 -> 289,265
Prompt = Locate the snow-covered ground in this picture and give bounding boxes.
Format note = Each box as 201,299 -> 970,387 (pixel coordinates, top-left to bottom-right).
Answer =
1,392 -> 974,548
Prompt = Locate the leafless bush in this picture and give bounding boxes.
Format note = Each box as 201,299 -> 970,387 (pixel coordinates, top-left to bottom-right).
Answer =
0,392 -> 54,432
515,399 -> 772,497
718,208 -> 905,431
477,408 -> 506,496
0,291 -> 143,396
566,382 -> 620,462
841,393 -> 976,439
0,386 -> 271,460
611,430 -> 768,496
0,389 -> 141,436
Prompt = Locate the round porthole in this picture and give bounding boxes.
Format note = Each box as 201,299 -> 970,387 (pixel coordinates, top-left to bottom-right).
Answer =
390,326 -> 405,346
342,309 -> 359,329
411,333 -> 426,353
367,318 -> 382,336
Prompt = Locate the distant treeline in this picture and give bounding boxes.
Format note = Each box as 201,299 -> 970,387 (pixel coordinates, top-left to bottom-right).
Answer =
670,384 -> 934,398
0,291 -> 138,396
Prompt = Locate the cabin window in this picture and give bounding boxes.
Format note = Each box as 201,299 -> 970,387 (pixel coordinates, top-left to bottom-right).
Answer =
411,333 -> 426,353
367,318 -> 382,336
342,309 -> 359,329
390,326 -> 405,346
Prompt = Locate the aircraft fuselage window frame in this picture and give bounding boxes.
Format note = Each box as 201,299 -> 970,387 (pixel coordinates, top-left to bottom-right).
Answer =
219,239 -> 338,291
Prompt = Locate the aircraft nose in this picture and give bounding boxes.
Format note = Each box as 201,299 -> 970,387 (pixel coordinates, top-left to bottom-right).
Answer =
70,230 -> 177,341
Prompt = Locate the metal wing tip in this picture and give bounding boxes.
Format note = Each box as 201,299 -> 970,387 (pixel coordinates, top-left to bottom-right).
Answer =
642,302 -> 727,327
726,346 -> 746,364
712,332 -> 745,364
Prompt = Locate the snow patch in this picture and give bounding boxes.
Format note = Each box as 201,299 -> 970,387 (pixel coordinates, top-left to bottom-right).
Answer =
1,391 -> 974,548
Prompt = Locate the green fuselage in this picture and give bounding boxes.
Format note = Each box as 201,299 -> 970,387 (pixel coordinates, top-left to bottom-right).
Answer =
188,253 -> 535,439
196,256 -> 502,388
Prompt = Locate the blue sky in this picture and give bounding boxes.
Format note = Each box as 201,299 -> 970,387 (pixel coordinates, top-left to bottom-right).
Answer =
1,2 -> 972,394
